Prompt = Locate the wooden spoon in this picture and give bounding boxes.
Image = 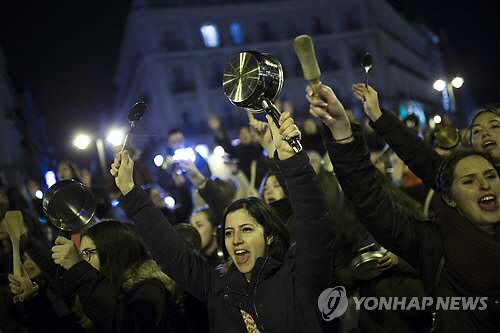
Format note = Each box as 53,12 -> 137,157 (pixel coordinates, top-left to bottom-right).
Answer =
4,210 -> 24,276
249,160 -> 257,190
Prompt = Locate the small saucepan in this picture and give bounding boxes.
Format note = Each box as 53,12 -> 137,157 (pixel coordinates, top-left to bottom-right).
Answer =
222,51 -> 302,153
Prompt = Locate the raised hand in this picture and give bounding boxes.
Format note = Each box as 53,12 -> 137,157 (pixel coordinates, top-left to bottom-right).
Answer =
51,236 -> 82,271
249,116 -> 275,157
266,112 -> 301,160
352,83 -> 382,122
8,265 -> 39,304
110,150 -> 135,195
305,83 -> 352,142
177,160 -> 207,189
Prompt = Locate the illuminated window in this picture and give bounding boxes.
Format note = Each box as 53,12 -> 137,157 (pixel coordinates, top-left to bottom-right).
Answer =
200,24 -> 220,48
230,23 -> 244,45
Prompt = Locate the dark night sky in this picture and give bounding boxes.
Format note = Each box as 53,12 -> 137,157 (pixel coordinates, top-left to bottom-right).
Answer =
0,1 -> 131,163
1,0 -> 498,163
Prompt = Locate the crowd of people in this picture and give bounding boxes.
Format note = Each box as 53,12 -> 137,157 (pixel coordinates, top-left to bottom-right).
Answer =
0,78 -> 499,332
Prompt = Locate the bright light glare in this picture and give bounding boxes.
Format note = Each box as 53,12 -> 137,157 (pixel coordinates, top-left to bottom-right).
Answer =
173,148 -> 196,162
107,129 -> 125,147
200,24 -> 220,48
195,144 -> 209,159
73,134 -> 91,150
45,171 -> 57,188
35,190 -> 43,200
154,155 -> 164,167
433,79 -> 446,92
213,146 -> 225,158
164,196 -> 176,208
433,115 -> 442,124
451,76 -> 464,89
111,199 -> 120,207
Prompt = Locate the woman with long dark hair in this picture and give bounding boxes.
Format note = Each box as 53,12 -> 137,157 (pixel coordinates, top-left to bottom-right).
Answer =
111,113 -> 335,332
11,220 -> 178,332
308,82 -> 499,332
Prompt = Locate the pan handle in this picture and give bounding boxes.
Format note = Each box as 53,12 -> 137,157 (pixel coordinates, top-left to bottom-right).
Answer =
261,98 -> 303,154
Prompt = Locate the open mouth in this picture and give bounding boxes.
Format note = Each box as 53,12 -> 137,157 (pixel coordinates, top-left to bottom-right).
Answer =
234,249 -> 250,265
482,140 -> 497,150
478,194 -> 499,211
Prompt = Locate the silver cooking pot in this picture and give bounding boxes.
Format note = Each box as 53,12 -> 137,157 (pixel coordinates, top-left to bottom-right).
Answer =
351,243 -> 384,281
222,51 -> 302,153
42,179 -> 96,232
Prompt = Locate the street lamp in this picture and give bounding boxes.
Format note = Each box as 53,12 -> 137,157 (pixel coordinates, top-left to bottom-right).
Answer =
72,129 -> 125,179
106,129 -> 125,147
73,134 -> 91,150
433,76 -> 464,113
432,79 -> 446,92
451,76 -> 464,89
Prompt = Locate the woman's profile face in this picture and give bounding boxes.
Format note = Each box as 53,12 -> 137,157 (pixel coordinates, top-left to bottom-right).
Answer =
448,155 -> 500,225
224,208 -> 271,281
471,112 -> 500,163
80,236 -> 100,271
263,175 -> 286,204
190,211 -> 216,251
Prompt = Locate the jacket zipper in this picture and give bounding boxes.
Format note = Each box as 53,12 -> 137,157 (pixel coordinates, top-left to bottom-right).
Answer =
253,257 -> 268,332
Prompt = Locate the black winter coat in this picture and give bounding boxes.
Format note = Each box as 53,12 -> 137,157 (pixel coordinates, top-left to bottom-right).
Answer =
370,110 -> 444,190
325,126 -> 500,333
65,262 -> 175,332
120,151 -> 335,332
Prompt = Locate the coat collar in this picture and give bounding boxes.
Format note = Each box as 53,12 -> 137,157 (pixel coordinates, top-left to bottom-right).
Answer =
223,257 -> 282,298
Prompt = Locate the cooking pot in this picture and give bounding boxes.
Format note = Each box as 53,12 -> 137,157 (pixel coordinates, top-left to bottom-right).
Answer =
351,243 -> 384,280
223,51 -> 302,153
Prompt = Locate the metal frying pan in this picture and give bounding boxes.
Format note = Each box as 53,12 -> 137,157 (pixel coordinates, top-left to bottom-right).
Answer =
42,180 -> 96,233
222,51 -> 302,153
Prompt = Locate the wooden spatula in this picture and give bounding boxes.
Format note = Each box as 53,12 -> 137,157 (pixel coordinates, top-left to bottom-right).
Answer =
4,210 -> 24,276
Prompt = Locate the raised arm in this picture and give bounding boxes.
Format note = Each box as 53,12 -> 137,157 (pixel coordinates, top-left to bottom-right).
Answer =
308,83 -> 438,270
110,151 -> 218,304
178,159 -> 233,220
352,83 -> 443,189
267,112 -> 335,295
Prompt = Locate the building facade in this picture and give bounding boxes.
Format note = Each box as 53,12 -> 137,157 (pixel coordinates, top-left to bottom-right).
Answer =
0,47 -> 52,188
113,0 -> 443,150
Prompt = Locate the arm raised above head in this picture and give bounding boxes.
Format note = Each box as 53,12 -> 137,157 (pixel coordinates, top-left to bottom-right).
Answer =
268,111 -> 335,294
111,150 -> 217,304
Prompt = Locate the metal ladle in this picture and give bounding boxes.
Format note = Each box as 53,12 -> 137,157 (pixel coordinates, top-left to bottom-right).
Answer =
361,53 -> 373,103
121,102 -> 147,152
362,52 -> 373,87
